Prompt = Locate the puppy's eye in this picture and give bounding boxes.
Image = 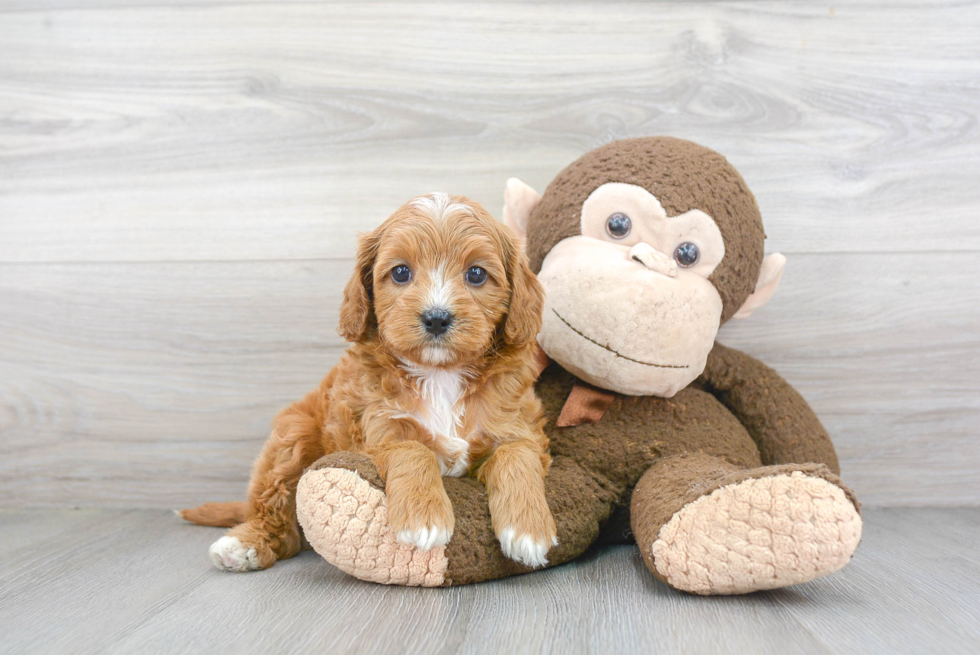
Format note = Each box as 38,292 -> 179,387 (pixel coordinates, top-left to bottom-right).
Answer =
605,213 -> 632,239
465,266 -> 488,286
390,265 -> 412,284
673,242 -> 700,268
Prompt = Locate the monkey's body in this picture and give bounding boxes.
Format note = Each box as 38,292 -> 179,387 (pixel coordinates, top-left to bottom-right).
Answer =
299,343 -> 857,592
295,137 -> 863,594
426,356 -> 777,584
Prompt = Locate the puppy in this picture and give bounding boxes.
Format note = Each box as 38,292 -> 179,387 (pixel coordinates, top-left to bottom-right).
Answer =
181,193 -> 557,571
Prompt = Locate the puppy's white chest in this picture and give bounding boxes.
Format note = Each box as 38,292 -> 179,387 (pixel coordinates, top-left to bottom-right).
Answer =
403,365 -> 472,477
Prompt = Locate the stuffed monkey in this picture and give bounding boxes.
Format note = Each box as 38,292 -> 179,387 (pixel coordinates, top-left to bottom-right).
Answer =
295,137 -> 862,594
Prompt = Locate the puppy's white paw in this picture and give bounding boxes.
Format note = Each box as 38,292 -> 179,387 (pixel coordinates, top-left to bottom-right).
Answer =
498,527 -> 557,568
396,526 -> 452,551
209,536 -> 261,572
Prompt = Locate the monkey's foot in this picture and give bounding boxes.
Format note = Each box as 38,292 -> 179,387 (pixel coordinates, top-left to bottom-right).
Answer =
296,454 -> 448,587
652,471 -> 862,595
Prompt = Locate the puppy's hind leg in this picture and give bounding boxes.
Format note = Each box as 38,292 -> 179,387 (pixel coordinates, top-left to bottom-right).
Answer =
210,391 -> 328,572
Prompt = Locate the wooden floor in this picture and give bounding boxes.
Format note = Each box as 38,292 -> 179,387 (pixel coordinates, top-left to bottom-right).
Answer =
0,508 -> 977,654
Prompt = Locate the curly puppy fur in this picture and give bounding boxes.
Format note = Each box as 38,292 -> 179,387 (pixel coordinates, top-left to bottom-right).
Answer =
183,194 -> 557,570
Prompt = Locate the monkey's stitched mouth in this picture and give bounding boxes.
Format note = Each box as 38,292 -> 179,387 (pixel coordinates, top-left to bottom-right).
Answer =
551,309 -> 689,370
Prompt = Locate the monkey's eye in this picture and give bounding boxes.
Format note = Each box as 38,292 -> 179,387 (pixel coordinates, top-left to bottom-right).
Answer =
673,242 -> 700,268
465,266 -> 488,286
605,213 -> 632,239
391,265 -> 412,284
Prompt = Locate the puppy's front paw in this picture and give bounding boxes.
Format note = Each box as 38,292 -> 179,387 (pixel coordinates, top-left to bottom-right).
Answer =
388,487 -> 455,552
209,536 -> 262,572
489,484 -> 558,568
498,527 -> 558,568
396,525 -> 452,550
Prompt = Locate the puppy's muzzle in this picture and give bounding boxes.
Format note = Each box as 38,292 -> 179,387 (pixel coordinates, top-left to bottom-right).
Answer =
421,308 -> 453,337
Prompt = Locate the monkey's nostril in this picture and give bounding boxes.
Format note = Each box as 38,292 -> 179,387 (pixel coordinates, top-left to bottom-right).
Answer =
630,243 -> 678,277
421,308 -> 453,337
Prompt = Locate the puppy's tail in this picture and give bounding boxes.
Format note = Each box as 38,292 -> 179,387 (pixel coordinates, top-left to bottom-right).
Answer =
176,501 -> 247,527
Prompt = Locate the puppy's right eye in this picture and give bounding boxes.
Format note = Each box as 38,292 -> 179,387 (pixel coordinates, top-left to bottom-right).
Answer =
391,265 -> 412,284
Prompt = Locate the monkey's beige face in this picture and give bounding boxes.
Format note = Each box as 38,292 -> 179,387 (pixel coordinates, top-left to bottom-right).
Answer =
537,183 -> 726,397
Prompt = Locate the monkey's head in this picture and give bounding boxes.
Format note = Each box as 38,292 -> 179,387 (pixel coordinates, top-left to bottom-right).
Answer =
503,137 -> 785,397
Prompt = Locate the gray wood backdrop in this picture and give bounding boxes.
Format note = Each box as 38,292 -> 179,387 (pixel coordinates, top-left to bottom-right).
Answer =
1,0 -> 978,509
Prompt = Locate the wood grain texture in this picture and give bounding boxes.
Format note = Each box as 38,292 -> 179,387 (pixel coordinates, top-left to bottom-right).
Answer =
0,508 -> 978,654
1,252 -> 977,508
1,1 -> 979,262
1,1 -> 979,508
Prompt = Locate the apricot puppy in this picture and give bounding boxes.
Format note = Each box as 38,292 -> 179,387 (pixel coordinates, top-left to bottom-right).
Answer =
182,193 -> 557,570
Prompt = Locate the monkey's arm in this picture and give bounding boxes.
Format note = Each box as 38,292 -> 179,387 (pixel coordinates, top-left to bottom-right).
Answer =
296,451 -> 615,586
697,342 -> 841,473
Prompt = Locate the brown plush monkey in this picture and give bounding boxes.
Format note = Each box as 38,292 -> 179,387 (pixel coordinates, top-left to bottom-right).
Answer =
296,137 -> 862,594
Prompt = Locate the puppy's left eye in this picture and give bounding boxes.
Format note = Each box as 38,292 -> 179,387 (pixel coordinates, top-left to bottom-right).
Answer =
465,266 -> 488,286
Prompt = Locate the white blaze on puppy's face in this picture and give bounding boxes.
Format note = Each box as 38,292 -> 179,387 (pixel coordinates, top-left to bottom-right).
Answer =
424,264 -> 451,312
419,263 -> 454,365
536,183 -> 727,398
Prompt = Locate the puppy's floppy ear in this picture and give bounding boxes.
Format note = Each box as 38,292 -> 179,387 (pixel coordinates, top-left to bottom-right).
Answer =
503,235 -> 545,347
338,227 -> 382,343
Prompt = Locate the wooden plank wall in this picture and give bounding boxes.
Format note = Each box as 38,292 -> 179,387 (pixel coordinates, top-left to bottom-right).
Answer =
1,1 -> 978,508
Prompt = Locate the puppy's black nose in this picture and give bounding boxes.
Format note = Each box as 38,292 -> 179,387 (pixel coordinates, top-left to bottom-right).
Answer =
421,308 -> 453,337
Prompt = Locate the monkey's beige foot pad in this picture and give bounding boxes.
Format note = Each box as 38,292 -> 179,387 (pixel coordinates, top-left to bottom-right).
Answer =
653,472 -> 862,595
296,467 -> 448,587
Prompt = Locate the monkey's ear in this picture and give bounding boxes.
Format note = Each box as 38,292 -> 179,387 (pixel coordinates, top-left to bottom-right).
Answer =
732,253 -> 786,320
338,228 -> 382,342
502,177 -> 542,239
